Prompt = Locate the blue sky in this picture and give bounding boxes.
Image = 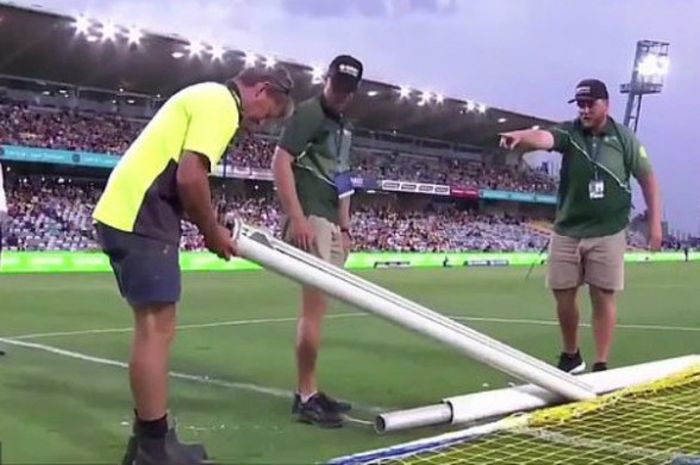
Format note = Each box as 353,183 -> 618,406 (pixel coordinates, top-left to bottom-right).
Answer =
24,0 -> 700,234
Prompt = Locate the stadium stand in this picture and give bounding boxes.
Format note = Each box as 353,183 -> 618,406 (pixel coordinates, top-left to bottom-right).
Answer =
1,177 -> 551,253
0,103 -> 556,194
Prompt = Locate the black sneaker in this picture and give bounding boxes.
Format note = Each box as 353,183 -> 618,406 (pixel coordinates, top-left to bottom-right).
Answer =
122,428 -> 208,465
292,392 -> 351,414
592,362 -> 608,372
295,392 -> 345,428
557,350 -> 586,374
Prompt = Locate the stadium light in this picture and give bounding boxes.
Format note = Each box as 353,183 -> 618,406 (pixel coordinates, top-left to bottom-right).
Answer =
100,21 -> 118,42
477,103 -> 488,114
498,117 -> 508,123
187,40 -> 206,58
243,51 -> 258,68
171,51 -> 185,59
264,55 -> 277,69
127,26 -> 142,45
418,91 -> 433,106
465,100 -> 477,112
532,125 -> 540,130
398,85 -> 411,100
621,40 -> 670,132
435,93 -> 445,104
367,90 -> 379,97
211,43 -> 226,61
637,54 -> 670,77
73,14 -> 91,35
310,65 -> 325,84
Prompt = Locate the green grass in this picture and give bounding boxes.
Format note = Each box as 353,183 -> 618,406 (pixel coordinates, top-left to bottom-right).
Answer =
0,263 -> 699,464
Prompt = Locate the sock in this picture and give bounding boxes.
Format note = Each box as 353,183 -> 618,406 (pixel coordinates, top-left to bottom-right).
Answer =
300,391 -> 317,404
134,411 -> 168,439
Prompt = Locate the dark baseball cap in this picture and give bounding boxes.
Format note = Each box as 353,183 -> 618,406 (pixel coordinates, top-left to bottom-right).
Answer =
327,54 -> 363,93
568,79 -> 609,103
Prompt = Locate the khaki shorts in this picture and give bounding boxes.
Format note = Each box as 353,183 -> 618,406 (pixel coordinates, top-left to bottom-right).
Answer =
546,230 -> 626,291
282,215 -> 347,267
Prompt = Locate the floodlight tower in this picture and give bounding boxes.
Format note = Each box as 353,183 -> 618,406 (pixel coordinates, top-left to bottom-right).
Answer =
620,40 -> 670,133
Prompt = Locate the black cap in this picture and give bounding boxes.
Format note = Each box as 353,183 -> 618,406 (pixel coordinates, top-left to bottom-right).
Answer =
568,79 -> 609,103
327,54 -> 363,93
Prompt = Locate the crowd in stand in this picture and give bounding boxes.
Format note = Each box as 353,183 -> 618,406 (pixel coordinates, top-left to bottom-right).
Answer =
3,178 -> 101,251
0,104 -> 556,194
1,179 -> 550,253
353,149 -> 556,193
3,105 -> 696,254
351,207 -> 547,252
0,104 -> 141,156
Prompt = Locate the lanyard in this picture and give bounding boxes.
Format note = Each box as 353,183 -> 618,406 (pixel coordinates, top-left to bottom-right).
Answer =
336,122 -> 347,168
586,135 -> 604,180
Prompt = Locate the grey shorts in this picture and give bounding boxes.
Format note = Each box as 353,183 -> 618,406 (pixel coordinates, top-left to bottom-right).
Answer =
96,223 -> 181,307
546,230 -> 627,291
282,215 -> 347,267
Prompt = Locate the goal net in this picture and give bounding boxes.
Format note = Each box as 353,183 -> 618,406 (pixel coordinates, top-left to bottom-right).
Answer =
330,365 -> 700,465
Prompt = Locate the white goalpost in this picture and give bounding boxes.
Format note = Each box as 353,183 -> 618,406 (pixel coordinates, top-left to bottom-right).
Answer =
232,221 -> 699,446
231,221 -> 596,402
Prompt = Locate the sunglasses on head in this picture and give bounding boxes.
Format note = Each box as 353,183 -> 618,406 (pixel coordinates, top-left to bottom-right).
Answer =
265,77 -> 292,96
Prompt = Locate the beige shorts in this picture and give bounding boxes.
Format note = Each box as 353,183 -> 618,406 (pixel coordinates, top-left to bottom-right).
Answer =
546,230 -> 626,291
282,215 -> 347,267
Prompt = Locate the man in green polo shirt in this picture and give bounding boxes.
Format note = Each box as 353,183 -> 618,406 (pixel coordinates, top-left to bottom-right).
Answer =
272,55 -> 363,428
500,78 -> 662,374
93,66 -> 294,465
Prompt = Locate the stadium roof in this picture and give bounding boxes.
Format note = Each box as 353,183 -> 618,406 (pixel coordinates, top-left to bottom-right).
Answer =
0,2 -> 554,151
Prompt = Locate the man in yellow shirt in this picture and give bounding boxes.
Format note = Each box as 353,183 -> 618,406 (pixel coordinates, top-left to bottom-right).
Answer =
93,66 -> 294,465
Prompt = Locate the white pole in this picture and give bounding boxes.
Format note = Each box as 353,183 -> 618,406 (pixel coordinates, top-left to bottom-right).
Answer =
233,223 -> 595,401
259,226 -> 588,391
376,355 -> 700,432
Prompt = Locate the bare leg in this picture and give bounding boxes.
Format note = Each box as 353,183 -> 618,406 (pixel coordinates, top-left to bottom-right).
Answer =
130,303 -> 176,420
553,287 -> 580,354
589,285 -> 617,364
296,286 -> 327,398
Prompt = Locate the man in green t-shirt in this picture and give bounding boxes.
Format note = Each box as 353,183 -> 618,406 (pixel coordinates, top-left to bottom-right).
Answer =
272,55 -> 363,428
500,79 -> 662,374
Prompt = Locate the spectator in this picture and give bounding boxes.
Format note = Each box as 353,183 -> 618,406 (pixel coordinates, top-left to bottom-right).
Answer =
0,104 -> 558,194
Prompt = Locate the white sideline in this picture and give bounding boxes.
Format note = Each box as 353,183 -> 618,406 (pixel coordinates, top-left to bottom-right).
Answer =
4,313 -> 700,341
7,313 -> 366,340
0,336 -> 384,413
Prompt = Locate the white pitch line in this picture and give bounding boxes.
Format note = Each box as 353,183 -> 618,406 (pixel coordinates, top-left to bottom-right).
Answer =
0,336 -> 384,413
6,312 -> 700,341
453,316 -> 700,333
7,313 -> 366,340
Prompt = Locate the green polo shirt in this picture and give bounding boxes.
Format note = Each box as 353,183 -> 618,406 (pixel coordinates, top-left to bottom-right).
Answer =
277,97 -> 353,225
547,117 -> 652,238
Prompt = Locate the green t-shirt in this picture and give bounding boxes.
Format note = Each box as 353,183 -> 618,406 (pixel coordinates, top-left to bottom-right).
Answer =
277,97 -> 353,225
547,118 -> 652,238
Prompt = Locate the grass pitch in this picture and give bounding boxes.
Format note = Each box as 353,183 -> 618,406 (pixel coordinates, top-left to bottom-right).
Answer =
1,262 -> 698,464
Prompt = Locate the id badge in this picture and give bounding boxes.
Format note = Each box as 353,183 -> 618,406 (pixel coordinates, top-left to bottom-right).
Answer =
589,180 -> 605,200
334,171 -> 355,198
